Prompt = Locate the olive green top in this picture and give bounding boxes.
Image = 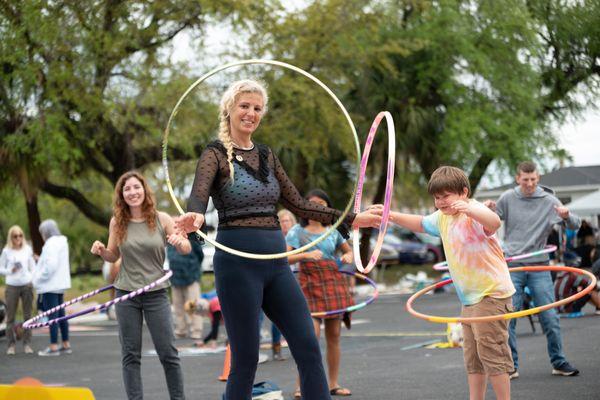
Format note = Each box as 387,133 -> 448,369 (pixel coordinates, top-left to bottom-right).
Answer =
114,217 -> 169,292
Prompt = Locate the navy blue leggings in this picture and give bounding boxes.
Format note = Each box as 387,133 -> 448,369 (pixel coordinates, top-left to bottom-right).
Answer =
40,293 -> 69,344
214,228 -> 330,400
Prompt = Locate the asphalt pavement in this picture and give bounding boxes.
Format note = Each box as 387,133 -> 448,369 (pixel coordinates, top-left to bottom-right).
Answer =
1,290 -> 599,399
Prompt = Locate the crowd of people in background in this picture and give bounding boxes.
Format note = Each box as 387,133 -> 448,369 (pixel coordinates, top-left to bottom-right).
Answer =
0,220 -> 72,356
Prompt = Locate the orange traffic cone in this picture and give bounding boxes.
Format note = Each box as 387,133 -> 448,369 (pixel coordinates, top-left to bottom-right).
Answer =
218,344 -> 231,381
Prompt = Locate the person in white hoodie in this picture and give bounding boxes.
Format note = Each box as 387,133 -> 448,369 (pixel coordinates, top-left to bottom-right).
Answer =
34,219 -> 72,356
0,225 -> 35,355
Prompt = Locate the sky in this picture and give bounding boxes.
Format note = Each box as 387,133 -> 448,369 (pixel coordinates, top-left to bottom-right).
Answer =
557,110 -> 600,167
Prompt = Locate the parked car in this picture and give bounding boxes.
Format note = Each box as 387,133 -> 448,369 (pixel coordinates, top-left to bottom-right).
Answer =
199,202 -> 218,272
201,242 -> 215,272
387,225 -> 443,263
368,235 -> 401,266
370,230 -> 432,265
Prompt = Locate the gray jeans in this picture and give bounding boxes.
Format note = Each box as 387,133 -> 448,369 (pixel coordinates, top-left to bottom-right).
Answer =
115,289 -> 184,400
6,284 -> 33,345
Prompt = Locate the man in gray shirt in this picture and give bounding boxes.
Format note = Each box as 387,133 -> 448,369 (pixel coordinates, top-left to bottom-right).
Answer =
485,161 -> 580,379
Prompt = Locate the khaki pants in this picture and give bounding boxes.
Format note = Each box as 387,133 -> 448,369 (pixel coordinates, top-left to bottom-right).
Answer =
6,284 -> 33,345
172,281 -> 203,339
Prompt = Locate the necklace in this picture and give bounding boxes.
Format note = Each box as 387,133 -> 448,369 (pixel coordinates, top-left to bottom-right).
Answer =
231,141 -> 255,151
232,141 -> 254,161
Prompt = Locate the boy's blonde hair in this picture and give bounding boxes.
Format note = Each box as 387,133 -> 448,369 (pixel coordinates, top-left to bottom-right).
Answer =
427,166 -> 471,197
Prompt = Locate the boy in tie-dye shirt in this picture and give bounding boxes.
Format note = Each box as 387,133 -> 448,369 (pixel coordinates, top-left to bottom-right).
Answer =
384,166 -> 514,400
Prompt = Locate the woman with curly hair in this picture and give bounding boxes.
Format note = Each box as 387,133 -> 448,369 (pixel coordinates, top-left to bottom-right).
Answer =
91,171 -> 191,400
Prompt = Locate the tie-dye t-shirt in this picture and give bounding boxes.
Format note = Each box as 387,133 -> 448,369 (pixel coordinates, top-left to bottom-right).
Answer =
422,204 -> 515,306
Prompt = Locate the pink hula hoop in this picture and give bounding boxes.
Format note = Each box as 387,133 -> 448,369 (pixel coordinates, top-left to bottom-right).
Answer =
353,111 -> 395,274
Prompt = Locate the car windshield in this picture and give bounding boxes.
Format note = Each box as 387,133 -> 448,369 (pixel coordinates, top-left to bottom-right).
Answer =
384,233 -> 403,245
371,230 -> 405,245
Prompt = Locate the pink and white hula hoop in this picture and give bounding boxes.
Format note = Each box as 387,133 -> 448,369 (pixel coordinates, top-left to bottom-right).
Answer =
23,270 -> 173,329
433,245 -> 558,271
353,111 -> 395,274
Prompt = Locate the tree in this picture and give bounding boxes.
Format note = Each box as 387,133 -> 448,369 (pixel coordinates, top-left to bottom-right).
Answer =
249,0 -> 600,263
0,0 -> 278,252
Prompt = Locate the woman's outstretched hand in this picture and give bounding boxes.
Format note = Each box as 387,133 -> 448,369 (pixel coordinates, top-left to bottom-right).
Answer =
175,212 -> 205,234
353,208 -> 383,229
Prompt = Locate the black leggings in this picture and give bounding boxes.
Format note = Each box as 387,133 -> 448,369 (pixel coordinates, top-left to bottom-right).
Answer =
214,228 -> 330,400
203,311 -> 222,343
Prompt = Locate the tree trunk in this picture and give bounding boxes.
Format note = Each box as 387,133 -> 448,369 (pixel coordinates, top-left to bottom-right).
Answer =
24,193 -> 43,255
469,153 -> 494,192
15,168 -> 44,253
40,180 -> 111,226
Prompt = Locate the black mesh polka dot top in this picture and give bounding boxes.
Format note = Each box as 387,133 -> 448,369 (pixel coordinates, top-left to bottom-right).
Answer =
187,141 -> 355,236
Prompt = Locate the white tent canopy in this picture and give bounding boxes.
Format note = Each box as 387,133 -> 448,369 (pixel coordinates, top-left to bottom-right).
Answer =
567,190 -> 600,216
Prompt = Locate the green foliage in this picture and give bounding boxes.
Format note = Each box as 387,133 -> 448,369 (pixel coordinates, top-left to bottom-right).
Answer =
0,0 -> 280,253
1,0 -> 599,266
250,0 -> 600,207
0,185 -> 28,245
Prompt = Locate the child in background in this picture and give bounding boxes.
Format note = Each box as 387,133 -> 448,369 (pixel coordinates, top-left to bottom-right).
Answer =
381,166 -> 514,400
187,292 -> 222,349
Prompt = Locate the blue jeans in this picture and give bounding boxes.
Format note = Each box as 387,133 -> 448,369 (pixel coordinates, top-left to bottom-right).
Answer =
509,265 -> 568,369
40,293 -> 69,344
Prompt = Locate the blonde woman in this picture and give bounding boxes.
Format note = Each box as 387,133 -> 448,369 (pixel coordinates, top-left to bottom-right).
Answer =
176,79 -> 381,400
0,225 -> 35,355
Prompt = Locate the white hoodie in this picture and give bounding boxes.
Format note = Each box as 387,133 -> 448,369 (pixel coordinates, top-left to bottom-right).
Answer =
34,235 -> 71,294
0,245 -> 34,286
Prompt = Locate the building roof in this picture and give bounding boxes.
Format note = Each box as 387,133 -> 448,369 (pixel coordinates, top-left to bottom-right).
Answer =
476,165 -> 600,197
567,189 -> 600,216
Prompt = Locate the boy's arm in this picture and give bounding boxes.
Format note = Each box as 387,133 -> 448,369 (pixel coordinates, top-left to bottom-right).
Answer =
453,200 -> 501,235
389,212 -> 425,233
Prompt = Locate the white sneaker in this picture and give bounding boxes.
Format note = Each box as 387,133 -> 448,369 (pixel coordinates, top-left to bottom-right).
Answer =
24,345 -> 34,354
38,347 -> 60,356
6,345 -> 15,355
